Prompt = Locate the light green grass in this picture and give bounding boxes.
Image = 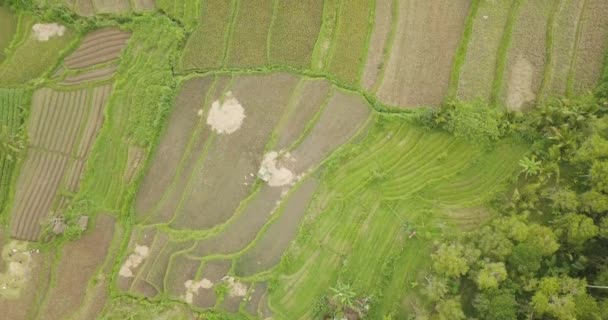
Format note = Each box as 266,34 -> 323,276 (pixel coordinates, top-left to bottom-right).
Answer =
225,0 -> 274,67
73,16 -> 183,213
0,88 -> 28,216
0,6 -> 17,63
0,16 -> 76,86
310,0 -> 342,71
156,0 -> 200,31
266,116 -> 526,319
456,0 -> 511,102
267,0 -> 324,69
325,0 -> 373,85
179,0 -> 234,71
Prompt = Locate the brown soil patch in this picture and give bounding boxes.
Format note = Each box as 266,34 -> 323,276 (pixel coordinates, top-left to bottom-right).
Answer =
190,185 -> 282,257
457,1 -> 511,101
132,278 -> 158,298
504,0 -> 552,108
65,27 -> 130,69
291,89 -> 371,172
123,144 -> 145,184
145,240 -> 194,291
235,178 -> 318,276
573,0 -> 608,94
171,73 -> 299,230
275,78 -> 331,150
10,86 -> 110,240
59,64 -> 118,86
377,0 -> 470,107
9,150 -> 70,241
130,231 -> 169,290
361,0 -> 395,90
165,253 -> 201,299
117,227 -> 156,291
545,0 -> 584,98
245,282 -> 267,316
134,77 -> 214,216
506,57 -> 536,111
94,0 -> 131,14
40,214 -> 115,320
74,0 -> 95,16
132,0 -> 155,11
193,259 -> 231,309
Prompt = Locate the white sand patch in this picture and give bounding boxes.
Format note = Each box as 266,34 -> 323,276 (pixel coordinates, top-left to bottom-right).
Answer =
258,151 -> 297,187
506,56 -> 536,111
119,245 -> 149,278
206,91 -> 245,134
32,23 -> 66,41
182,278 -> 214,304
222,276 -> 247,297
0,241 -> 35,298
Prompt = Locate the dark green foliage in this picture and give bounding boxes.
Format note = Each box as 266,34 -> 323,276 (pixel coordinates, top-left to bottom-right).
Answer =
420,100 -> 507,145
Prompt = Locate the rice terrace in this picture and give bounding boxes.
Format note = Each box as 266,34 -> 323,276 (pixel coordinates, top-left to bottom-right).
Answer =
1,0 -> 608,319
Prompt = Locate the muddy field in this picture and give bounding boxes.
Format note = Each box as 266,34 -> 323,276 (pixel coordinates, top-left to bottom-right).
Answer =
377,0 -> 470,107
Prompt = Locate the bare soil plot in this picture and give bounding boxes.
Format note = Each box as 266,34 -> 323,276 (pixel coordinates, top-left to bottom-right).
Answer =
377,0 -> 469,107
132,0 -> 155,11
165,253 -> 201,300
0,6 -> 17,62
325,0 -> 373,84
361,0 -> 395,90
130,231 -> 169,295
268,0 -> 324,68
503,0 -> 552,110
456,0 -> 511,102
59,64 -> 118,86
544,0 -> 585,98
146,240 -> 194,291
193,259 -> 232,308
134,76 -> 214,216
274,78 -> 331,150
180,0 -> 234,70
142,77 -> 232,224
64,27 -> 130,69
572,0 -> 608,94
171,73 -> 299,230
93,0 -> 131,14
38,215 -> 115,320
235,178 -> 318,276
225,0 -> 273,67
290,89 -> 371,172
188,185 -> 283,257
245,282 -> 267,317
9,150 -> 70,240
117,227 -> 156,291
73,0 -> 96,16
9,85 -> 111,240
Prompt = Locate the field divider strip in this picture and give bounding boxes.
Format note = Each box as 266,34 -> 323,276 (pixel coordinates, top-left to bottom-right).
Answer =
566,0 -> 589,97
266,0 -> 279,64
323,0 -> 345,73
162,241 -> 199,294
537,0 -> 563,102
446,0 -> 481,100
370,0 -> 399,94
357,0 -> 377,85
221,0 -> 240,67
490,0 -> 523,106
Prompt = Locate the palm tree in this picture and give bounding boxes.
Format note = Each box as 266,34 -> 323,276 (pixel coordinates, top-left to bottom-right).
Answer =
519,155 -> 542,178
330,281 -> 356,311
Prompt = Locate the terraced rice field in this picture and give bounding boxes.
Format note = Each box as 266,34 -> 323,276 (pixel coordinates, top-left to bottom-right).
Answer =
8,85 -> 112,241
1,2 -> 607,320
117,115 -> 525,318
